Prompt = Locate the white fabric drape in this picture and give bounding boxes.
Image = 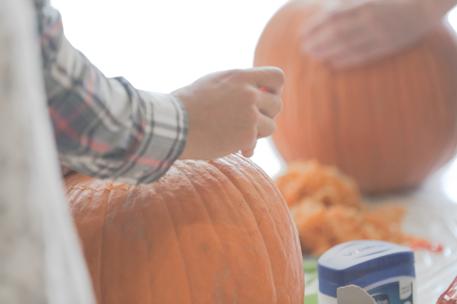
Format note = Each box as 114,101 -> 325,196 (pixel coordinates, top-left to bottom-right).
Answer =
0,0 -> 95,302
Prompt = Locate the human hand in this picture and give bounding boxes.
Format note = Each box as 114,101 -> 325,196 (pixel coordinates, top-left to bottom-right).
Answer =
301,0 -> 451,68
174,67 -> 284,160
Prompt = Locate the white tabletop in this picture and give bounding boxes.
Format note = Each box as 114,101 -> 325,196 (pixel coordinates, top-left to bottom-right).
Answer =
380,160 -> 457,303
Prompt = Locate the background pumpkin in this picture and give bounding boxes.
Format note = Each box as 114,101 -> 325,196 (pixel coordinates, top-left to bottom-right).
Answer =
254,0 -> 457,194
66,154 -> 304,304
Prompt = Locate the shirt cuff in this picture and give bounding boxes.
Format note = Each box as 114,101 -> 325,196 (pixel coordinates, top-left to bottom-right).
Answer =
129,91 -> 188,184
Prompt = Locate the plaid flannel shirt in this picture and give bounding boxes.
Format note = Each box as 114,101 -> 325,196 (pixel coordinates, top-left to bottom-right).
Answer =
34,0 -> 187,184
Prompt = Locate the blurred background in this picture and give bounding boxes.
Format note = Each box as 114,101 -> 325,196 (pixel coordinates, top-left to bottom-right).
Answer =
52,0 -> 457,202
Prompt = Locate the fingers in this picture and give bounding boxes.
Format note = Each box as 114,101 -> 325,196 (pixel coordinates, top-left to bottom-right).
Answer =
241,145 -> 256,158
318,37 -> 374,67
302,9 -> 365,56
257,114 -> 276,138
301,10 -> 332,42
221,67 -> 284,158
301,0 -> 357,39
302,19 -> 389,68
243,67 -> 283,118
256,89 -> 282,118
305,28 -> 362,60
301,1 -> 392,68
241,113 -> 275,158
242,66 -> 285,94
331,44 -> 391,68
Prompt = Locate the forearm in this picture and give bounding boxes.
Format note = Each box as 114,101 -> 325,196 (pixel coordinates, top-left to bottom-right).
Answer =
37,4 -> 187,184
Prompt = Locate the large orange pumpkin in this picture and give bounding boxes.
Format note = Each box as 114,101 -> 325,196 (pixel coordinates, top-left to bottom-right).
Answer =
255,0 -> 457,194
65,154 -> 304,304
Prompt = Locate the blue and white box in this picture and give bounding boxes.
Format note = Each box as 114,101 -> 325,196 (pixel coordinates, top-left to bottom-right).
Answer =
318,240 -> 416,304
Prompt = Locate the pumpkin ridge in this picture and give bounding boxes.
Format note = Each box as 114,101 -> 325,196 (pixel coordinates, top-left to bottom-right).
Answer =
148,182 -> 193,304
176,162 -> 234,302
330,68 -> 342,170
160,184 -> 196,303
127,185 -> 156,304
392,53 -> 412,184
209,158 -> 280,302
87,185 -> 101,300
232,156 -> 302,301
234,156 -> 292,247
178,163 -> 224,247
424,42 -> 454,170
368,62 -> 383,185
210,160 -> 276,298
99,183 -> 118,304
328,66 -> 347,171
237,162 -> 291,301
388,55 -> 404,183
240,157 -> 303,266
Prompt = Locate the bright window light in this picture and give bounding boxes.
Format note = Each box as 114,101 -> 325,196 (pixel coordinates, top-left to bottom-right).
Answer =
51,0 -> 285,176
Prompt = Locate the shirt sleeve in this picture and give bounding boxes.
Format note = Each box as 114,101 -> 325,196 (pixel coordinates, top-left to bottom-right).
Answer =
36,4 -> 188,184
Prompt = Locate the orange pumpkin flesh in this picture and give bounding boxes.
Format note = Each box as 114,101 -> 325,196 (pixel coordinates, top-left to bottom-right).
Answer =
66,154 -> 304,304
255,0 -> 457,194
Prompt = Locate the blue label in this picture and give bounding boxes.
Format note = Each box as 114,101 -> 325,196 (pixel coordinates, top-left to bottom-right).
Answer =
368,281 -> 413,304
